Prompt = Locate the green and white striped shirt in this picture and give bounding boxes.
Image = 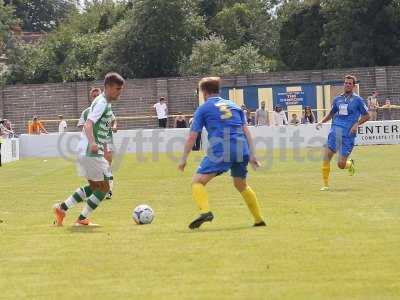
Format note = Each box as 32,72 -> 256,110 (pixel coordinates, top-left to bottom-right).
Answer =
77,94 -> 113,157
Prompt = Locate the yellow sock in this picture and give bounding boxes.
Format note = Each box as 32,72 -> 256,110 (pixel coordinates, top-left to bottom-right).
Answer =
192,183 -> 209,213
241,186 -> 263,223
345,160 -> 351,169
322,161 -> 330,187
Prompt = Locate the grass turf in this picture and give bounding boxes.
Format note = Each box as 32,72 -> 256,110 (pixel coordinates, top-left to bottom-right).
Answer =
0,145 -> 399,299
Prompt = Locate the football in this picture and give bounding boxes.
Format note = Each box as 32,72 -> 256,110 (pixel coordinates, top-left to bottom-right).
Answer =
132,204 -> 154,224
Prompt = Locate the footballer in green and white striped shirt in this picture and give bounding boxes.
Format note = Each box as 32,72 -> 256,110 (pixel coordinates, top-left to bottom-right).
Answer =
53,72 -> 125,227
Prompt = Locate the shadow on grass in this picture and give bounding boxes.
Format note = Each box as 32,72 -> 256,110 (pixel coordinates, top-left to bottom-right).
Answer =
175,224 -> 262,234
331,187 -> 357,192
66,226 -> 104,234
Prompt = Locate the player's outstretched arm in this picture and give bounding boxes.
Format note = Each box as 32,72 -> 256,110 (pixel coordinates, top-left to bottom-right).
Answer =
243,125 -> 261,170
40,123 -> 48,134
178,131 -> 198,171
316,109 -> 334,130
350,113 -> 370,133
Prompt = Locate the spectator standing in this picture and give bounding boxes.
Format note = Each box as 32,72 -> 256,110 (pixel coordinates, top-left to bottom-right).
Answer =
290,114 -> 300,126
301,106 -> 316,124
58,115 -> 67,133
0,119 -> 14,166
0,119 -> 14,138
380,98 -> 400,120
174,112 -> 187,128
77,87 -> 102,130
367,91 -> 379,121
3,119 -> 14,137
241,105 -> 254,125
153,97 -> 168,128
255,101 -> 268,126
189,117 -> 201,151
273,105 -> 288,126
246,110 -> 254,126
28,116 -> 48,134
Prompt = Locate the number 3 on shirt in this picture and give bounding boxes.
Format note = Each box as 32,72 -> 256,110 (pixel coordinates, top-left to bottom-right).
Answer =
218,104 -> 232,120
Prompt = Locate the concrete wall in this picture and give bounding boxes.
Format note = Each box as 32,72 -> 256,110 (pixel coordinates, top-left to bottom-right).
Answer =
18,121 -> 400,158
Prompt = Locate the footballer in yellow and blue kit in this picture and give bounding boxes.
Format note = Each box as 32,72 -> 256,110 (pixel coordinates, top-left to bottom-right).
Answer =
326,92 -> 369,157
190,96 -> 250,178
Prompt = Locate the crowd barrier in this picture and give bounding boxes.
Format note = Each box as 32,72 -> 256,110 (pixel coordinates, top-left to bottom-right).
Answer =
0,138 -> 20,164
17,121 -> 400,158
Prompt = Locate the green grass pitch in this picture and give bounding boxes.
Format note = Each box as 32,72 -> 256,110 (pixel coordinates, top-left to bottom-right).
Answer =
0,145 -> 399,299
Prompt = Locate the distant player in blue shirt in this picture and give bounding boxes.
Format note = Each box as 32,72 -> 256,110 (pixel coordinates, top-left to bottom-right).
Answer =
178,77 -> 266,229
316,75 -> 370,191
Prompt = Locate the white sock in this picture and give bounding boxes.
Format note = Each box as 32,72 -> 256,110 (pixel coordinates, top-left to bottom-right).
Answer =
79,193 -> 102,219
109,180 -> 114,191
63,188 -> 86,210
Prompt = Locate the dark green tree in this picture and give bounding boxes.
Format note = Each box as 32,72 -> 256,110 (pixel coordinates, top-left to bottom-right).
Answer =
207,0 -> 277,57
6,30 -> 73,83
5,0 -> 77,32
279,2 -> 325,70
321,0 -> 400,68
98,0 -> 207,78
179,35 -> 274,76
226,43 -> 274,75
209,3 -> 253,50
5,1 -> 128,83
66,0 -> 128,34
0,0 -> 17,53
179,35 -> 230,75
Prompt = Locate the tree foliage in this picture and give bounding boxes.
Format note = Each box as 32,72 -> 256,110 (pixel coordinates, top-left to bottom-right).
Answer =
277,0 -> 400,69
227,43 -> 275,75
179,35 -> 273,76
0,0 -> 16,54
66,0 -> 128,34
321,0 -> 400,68
0,0 -> 15,41
5,0 -> 77,32
4,0 -> 400,84
279,2 -> 325,70
97,0 -> 207,78
179,35 -> 231,75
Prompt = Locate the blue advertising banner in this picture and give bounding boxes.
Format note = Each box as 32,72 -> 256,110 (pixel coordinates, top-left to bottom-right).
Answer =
277,91 -> 305,106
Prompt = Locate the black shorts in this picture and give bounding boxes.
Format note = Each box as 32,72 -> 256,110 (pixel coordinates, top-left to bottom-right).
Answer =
158,118 -> 167,128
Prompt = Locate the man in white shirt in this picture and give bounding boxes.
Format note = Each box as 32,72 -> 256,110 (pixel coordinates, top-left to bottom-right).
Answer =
273,105 -> 288,126
255,101 -> 268,126
153,97 -> 168,128
58,115 -> 67,133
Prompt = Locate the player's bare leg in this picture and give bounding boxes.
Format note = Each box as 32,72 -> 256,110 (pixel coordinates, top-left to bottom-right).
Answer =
337,154 -> 355,176
104,149 -> 113,200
